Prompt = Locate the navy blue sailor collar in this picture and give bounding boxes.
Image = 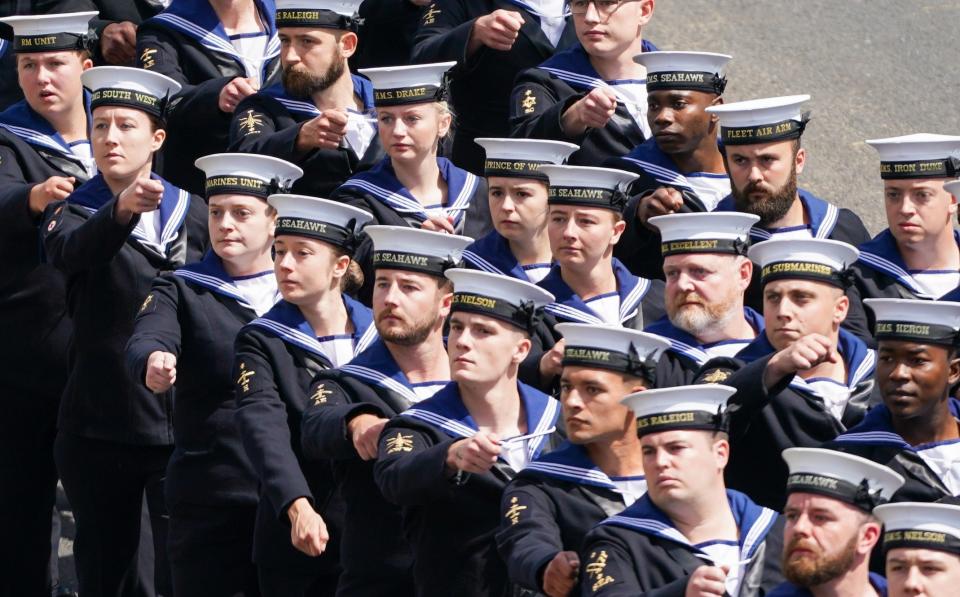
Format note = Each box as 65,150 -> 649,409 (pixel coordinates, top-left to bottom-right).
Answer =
644,307 -> 764,367
148,0 -> 279,81
736,327 -> 876,392
537,41 -> 657,95
337,337 -> 425,405
402,381 -> 560,462
600,489 -> 779,562
261,73 -> 375,118
621,137 -> 727,201
833,397 -> 960,451
521,440 -> 635,491
0,92 -> 91,158
715,188 -> 839,242
338,156 -> 480,228
462,230 -> 551,283
68,173 -> 191,251
768,572 -> 887,597
248,294 -> 378,363
857,228 -> 960,299
174,250 -> 277,311
539,258 -> 652,325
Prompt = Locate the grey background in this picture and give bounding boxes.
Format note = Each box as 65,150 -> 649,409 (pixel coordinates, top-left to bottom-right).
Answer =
647,0 -> 960,234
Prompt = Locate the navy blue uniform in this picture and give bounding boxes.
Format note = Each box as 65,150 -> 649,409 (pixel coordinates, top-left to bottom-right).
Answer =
229,76 -> 384,198
826,399 -> 960,503
126,251 -> 272,597
709,329 -> 879,510
767,572 -> 887,596
233,298 -> 377,596
137,0 -> 281,195
42,173 -> 207,597
496,442 -> 637,594
579,491 -> 784,596
510,42 -> 656,167
301,339 -> 441,597
374,382 -> 563,597
411,0 -> 577,173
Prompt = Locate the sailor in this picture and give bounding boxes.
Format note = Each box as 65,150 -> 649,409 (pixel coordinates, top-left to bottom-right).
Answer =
852,135 -> 960,317
828,298 -> 960,503
125,153 -> 302,597
767,447 -> 903,597
496,323 -> 669,596
0,11 -> 97,596
300,225 -> 471,597
232,195 -> 375,596
510,0 -> 656,166
874,501 -> 960,597
643,212 -> 764,380
410,0 -> 576,173
41,65 -> 207,597
608,51 -> 732,280
373,268 -> 562,597
716,238 -> 878,510
580,384 -> 785,596
463,137 -> 577,284
228,0 -> 384,197
706,94 -> 874,339
136,0 -> 282,194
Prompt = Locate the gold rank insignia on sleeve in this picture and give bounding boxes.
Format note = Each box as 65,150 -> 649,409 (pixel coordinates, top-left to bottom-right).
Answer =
585,550 -> 616,592
239,110 -> 265,136
311,384 -> 332,405
385,432 -> 414,454
504,496 -> 527,525
423,4 -> 441,25
236,361 -> 256,393
521,89 -> 538,114
140,48 -> 157,70
699,368 -> 732,384
138,293 -> 154,313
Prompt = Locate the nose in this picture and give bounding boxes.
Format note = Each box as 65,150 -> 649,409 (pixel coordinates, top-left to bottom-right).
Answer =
675,271 -> 695,293
276,250 -> 295,272
500,193 -> 516,213
899,195 -> 917,216
747,164 -> 764,185
653,108 -> 673,126
562,388 -> 584,411
790,512 -> 812,536
652,447 -> 671,470
219,212 -> 236,232
391,119 -> 407,137
380,281 -> 402,307
901,566 -> 924,593
583,1 -> 601,23
887,360 -> 911,381
281,44 -> 300,66
561,217 -> 578,240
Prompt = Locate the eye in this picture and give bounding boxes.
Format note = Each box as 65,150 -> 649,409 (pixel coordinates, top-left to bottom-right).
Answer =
378,114 -> 393,124
94,122 -> 106,130
209,209 -> 222,217
449,321 -> 463,332
672,100 -> 687,110
235,209 -> 252,218
274,248 -> 286,256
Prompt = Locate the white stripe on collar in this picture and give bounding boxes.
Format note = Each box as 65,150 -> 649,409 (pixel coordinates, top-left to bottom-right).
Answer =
339,363 -> 420,404
403,407 -> 478,438
354,322 -> 378,354
665,338 -> 710,366
857,252 -> 931,298
173,269 -> 253,309
524,461 -> 617,489
0,122 -> 71,154
461,250 -> 505,275
622,157 -> 694,192
152,13 -> 279,73
130,188 -> 190,249
539,67 -> 642,108
249,317 -> 330,360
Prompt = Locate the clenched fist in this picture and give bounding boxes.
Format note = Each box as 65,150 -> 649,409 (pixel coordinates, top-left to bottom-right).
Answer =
145,351 -> 177,393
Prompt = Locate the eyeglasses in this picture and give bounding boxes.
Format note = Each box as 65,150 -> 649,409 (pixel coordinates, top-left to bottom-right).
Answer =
568,0 -> 639,17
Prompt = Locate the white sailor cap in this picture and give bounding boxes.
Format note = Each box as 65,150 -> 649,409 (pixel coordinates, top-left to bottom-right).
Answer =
865,134 -> 960,180
748,238 -> 859,289
633,51 -> 731,94
621,384 -> 735,437
275,0 -> 363,29
359,62 -> 456,108
539,165 -> 638,211
474,138 -> 579,181
946,179 -> 960,198
0,11 -> 97,54
445,269 -> 554,333
650,212 -> 759,258
865,298 -> 960,346
706,94 -> 811,146
782,447 -> 904,511
875,502 -> 960,556
267,194 -> 372,253
364,225 -> 472,277
194,154 -> 303,199
556,323 -> 669,382
82,66 -> 181,120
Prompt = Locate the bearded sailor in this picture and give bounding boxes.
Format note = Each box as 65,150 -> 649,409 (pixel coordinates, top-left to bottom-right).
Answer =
228,0 -> 383,197
496,323 -> 669,596
374,268 -> 562,597
300,225 -> 471,597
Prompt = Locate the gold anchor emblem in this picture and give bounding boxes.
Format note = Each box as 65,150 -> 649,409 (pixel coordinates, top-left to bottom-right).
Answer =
521,89 -> 537,114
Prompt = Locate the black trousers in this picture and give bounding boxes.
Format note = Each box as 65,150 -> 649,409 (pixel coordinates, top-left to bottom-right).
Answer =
258,565 -> 339,597
167,502 -> 260,597
0,392 -> 59,597
55,432 -> 172,597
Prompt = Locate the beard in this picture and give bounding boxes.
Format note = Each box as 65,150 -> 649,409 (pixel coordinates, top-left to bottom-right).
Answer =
282,50 -> 345,98
668,290 -> 739,337
731,163 -> 798,227
376,308 -> 439,346
782,532 -> 858,588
